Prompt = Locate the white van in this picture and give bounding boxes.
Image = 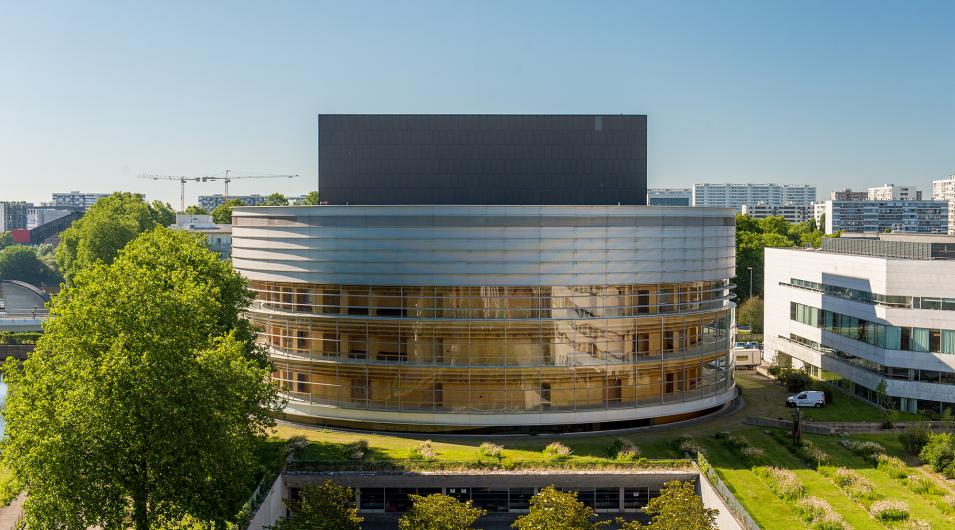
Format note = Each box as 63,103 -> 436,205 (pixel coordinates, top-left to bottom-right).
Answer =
786,390 -> 826,408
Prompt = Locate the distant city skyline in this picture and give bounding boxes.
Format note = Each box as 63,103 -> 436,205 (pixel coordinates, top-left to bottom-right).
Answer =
2,1 -> 954,207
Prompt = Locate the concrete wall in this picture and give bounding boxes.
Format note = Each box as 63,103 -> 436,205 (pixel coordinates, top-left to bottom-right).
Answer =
246,473 -> 286,530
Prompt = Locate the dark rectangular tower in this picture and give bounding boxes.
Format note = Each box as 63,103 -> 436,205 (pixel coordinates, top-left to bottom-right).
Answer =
318,114 -> 647,205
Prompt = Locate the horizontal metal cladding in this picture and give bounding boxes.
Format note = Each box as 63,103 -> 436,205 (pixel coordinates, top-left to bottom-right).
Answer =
231,206 -> 736,286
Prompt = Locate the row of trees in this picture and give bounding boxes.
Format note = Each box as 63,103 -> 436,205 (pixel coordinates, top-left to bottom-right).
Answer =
1,192 -> 282,528
184,191 -> 321,224
273,480 -> 717,530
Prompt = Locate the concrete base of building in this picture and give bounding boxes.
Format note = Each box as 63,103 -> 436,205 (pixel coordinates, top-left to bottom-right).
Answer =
280,386 -> 737,433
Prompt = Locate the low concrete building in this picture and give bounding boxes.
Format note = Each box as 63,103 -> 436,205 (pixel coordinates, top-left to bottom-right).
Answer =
170,214 -> 232,259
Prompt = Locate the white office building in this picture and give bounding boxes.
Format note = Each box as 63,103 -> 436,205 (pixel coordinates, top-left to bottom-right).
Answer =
647,188 -> 692,206
740,203 -> 813,223
822,200 -> 948,234
764,234 -> 955,414
868,184 -> 922,201
931,174 -> 955,234
691,183 -> 816,211
51,191 -> 109,211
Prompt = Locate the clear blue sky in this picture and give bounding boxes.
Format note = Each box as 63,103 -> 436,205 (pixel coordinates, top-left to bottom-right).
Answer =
2,1 -> 954,207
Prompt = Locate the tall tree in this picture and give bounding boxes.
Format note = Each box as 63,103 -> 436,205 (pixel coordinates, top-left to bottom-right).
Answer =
262,193 -> 289,206
298,191 -> 320,205
0,231 -> 13,251
211,199 -> 246,224
513,486 -> 609,530
642,480 -> 717,530
399,493 -> 486,530
269,480 -> 363,530
2,227 -> 281,529
55,192 -> 177,282
0,245 -> 59,286
736,295 -> 764,334
184,205 -> 208,215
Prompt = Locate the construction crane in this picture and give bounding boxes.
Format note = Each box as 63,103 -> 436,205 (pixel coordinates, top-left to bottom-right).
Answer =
138,174 -> 202,212
200,170 -> 300,201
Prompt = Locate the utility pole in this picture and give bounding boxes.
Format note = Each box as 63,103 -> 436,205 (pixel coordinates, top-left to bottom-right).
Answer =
747,266 -> 753,300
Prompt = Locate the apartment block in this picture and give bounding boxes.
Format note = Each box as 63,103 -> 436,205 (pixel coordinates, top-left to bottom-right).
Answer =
691,183 -> 816,211
823,200 -> 948,234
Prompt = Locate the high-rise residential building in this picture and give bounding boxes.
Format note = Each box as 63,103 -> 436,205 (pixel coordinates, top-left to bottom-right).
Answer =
691,183 -> 816,211
764,233 -> 955,414
647,188 -> 692,206
52,191 -> 109,211
822,200 -> 948,234
931,174 -> 955,234
867,184 -> 922,201
230,114 -> 737,432
830,188 -> 869,201
0,202 -> 30,232
198,194 -> 268,210
740,203 -> 813,223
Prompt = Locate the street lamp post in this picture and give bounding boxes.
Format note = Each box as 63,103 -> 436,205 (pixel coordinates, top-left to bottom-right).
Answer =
747,267 -> 753,300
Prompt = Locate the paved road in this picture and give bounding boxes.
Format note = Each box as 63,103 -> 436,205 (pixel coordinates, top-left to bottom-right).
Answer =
0,493 -> 24,530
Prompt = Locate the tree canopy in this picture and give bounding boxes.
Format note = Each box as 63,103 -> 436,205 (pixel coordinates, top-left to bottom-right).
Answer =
2,227 -> 281,529
261,193 -> 289,206
642,480 -> 717,530
735,214 -> 831,301
736,295 -> 764,334
0,231 -> 13,251
0,244 -> 60,286
398,493 -> 486,530
269,480 -> 363,530
512,486 -> 609,530
211,198 -> 246,224
184,205 -> 208,215
55,192 -> 176,282
298,191 -> 320,205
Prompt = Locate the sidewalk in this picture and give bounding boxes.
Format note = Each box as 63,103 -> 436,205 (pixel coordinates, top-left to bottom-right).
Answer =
0,493 -> 24,530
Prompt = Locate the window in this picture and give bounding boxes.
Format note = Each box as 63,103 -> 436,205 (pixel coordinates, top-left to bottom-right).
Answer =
540,383 -> 551,410
636,290 -> 650,313
296,330 -> 309,350
296,373 -> 308,393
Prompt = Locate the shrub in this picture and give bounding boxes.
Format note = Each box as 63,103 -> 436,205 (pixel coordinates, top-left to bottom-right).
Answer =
899,426 -> 932,455
341,440 -> 369,461
933,495 -> 955,515
919,433 -> 955,474
542,441 -> 572,459
820,467 -> 881,504
677,435 -> 706,457
839,439 -> 885,458
478,441 -> 503,460
897,520 -> 930,530
285,435 -> 310,459
799,440 -> 832,468
398,493 -> 486,530
741,446 -> 766,465
754,466 -> 806,501
904,475 -> 941,496
795,496 -> 849,530
875,453 -> 908,479
410,440 -> 436,460
609,438 -> 641,461
869,499 -> 909,521
782,369 -> 812,392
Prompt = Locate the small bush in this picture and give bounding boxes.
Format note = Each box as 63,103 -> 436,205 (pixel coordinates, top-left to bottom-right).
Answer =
542,441 -> 572,459
609,438 -> 641,460
781,369 -> 812,392
903,475 -> 941,496
839,439 -> 885,458
933,494 -> 955,515
900,426 -> 932,455
754,466 -> 806,501
409,440 -> 436,460
919,432 -> 955,474
677,435 -> 706,457
875,453 -> 908,479
821,467 -> 881,504
478,441 -> 503,460
799,440 -> 832,468
869,499 -> 909,521
341,440 -> 369,461
795,496 -> 849,530
897,520 -> 931,530
741,446 -> 766,465
285,435 -> 310,459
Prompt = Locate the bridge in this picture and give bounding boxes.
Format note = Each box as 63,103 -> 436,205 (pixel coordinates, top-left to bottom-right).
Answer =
0,280 -> 49,335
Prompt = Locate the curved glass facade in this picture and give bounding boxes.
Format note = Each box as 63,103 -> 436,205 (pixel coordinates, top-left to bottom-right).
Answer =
249,281 -> 734,417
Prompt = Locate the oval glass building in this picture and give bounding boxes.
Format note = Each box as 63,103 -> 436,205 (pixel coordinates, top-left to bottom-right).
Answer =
231,205 -> 737,431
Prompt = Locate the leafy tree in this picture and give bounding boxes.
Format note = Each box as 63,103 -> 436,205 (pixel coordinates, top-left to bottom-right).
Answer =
298,191 -> 321,205
0,245 -> 59,286
736,295 -> 763,334
211,198 -> 246,224
2,227 -> 281,529
55,192 -> 177,282
642,480 -> 716,530
0,231 -> 13,251
184,205 -> 208,215
399,493 -> 486,530
262,193 -> 289,206
512,486 -> 609,530
758,215 -> 789,237
269,480 -> 363,530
